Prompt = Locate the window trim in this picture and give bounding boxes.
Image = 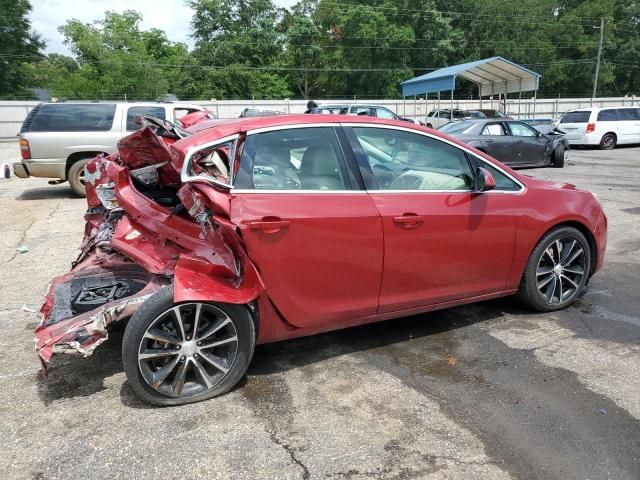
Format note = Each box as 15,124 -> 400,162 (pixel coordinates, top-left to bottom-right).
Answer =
342,123 -> 526,194
181,134 -> 239,190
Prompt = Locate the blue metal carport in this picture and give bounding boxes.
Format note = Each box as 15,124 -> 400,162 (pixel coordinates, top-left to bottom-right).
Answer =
401,56 -> 541,117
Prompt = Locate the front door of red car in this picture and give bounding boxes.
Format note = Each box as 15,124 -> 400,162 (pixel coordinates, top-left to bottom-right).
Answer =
231,126 -> 383,329
345,125 -> 517,313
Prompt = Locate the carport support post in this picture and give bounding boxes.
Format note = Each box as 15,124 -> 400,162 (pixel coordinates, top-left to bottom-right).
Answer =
503,91 -> 507,116
518,88 -> 522,120
533,90 -> 537,120
450,89 -> 454,114
478,83 -> 482,108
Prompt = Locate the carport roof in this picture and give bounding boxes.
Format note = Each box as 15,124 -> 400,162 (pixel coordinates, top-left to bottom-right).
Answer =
401,56 -> 541,97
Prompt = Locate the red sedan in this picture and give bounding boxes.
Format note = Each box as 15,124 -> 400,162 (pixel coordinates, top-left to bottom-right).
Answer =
35,114 -> 607,405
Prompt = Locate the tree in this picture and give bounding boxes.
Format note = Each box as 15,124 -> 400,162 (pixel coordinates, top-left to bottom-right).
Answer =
188,0 -> 292,98
52,11 -> 190,100
0,0 -> 44,98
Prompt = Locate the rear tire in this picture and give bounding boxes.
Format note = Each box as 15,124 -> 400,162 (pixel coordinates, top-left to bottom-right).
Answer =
552,145 -> 565,168
122,285 -> 255,406
68,158 -> 90,197
599,133 -> 616,150
518,227 -> 591,312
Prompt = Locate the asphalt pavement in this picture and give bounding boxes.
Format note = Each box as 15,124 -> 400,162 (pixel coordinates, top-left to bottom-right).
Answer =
0,142 -> 639,479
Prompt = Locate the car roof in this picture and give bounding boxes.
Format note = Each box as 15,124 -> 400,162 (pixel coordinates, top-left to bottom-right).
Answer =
175,114 -> 445,157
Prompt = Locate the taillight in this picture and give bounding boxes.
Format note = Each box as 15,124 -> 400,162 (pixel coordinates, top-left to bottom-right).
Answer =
19,139 -> 31,159
586,123 -> 596,133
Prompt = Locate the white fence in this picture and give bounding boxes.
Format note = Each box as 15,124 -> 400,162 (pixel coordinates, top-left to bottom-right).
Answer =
1,96 -> 638,140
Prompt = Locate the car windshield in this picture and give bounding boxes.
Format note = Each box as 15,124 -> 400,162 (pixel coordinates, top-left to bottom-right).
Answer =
560,111 -> 591,123
438,121 -> 476,134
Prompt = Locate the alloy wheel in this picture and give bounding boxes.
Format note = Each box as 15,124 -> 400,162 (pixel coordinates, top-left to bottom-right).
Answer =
138,303 -> 239,398
603,135 -> 615,150
536,238 -> 586,305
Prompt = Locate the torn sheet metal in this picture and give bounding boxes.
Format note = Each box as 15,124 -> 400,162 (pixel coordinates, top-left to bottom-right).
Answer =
35,115 -> 264,370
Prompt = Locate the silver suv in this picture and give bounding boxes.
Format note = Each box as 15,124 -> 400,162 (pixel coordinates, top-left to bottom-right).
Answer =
14,101 -> 206,196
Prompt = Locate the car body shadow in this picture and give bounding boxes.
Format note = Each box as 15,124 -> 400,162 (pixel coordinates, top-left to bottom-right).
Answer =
16,185 -> 77,201
248,297 -> 527,376
37,297 -> 529,407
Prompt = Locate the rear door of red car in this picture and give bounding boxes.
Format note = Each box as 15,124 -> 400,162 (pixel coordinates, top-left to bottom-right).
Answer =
231,125 -> 383,329
344,124 -> 517,313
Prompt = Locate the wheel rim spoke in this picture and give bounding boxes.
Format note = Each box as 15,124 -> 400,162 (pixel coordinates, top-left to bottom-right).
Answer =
172,306 -> 187,341
201,335 -> 238,350
139,349 -> 179,360
150,356 -> 180,388
563,266 -> 584,275
192,303 -> 202,339
144,329 -> 180,345
198,317 -> 232,342
557,275 -> 564,302
171,360 -> 189,396
538,274 -> 554,289
544,275 -> 557,303
560,239 -> 576,264
561,274 -> 580,290
193,358 -> 214,389
200,352 -> 230,374
563,248 -> 584,267
536,267 -> 554,276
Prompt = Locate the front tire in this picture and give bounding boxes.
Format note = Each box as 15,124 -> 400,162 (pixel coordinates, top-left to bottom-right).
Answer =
552,145 -> 565,168
518,227 -> 591,312
122,285 -> 255,406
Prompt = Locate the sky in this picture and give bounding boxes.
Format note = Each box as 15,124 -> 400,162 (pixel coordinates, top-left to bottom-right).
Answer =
29,0 -> 299,55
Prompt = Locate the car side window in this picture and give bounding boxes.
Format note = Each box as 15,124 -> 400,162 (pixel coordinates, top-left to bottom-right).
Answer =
351,127 -> 474,191
508,122 -> 538,137
126,106 -> 166,130
29,104 -> 116,132
236,127 -> 351,191
481,123 -> 506,136
617,108 -> 640,121
597,109 -> 618,121
375,108 -> 396,120
478,161 -> 521,191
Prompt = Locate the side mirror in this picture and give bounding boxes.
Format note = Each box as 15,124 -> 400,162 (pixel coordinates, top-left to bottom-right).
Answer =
133,114 -> 143,126
476,167 -> 496,192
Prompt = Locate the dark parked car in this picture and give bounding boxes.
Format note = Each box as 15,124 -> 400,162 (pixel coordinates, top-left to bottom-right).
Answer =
439,119 -> 568,168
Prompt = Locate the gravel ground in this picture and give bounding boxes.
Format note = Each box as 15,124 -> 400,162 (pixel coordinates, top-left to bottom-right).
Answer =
0,142 -> 639,479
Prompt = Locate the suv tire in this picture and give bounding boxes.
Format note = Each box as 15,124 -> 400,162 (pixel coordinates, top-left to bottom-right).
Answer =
68,158 -> 91,197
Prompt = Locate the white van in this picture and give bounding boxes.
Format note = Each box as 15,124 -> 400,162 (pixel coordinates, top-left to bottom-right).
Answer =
558,106 -> 640,150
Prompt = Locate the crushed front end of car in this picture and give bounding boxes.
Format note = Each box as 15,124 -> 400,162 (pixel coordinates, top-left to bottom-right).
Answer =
35,118 -> 263,373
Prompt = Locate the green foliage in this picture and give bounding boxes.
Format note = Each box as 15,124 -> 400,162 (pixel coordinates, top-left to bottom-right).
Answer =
45,11 -> 191,100
0,0 -> 44,98
6,0 -> 640,100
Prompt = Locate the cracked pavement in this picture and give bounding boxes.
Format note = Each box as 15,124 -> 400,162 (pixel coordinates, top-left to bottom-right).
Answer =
0,142 -> 639,479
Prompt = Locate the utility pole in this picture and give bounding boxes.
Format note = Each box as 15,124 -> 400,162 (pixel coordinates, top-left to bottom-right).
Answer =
592,17 -> 604,98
